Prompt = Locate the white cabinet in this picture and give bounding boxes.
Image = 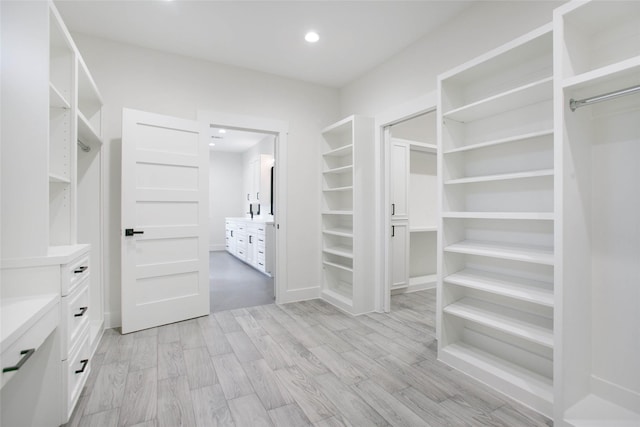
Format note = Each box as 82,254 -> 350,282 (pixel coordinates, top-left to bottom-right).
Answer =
390,222 -> 409,289
244,154 -> 273,206
437,24 -> 555,417
321,115 -> 375,315
390,141 -> 409,220
225,218 -> 272,275
555,1 -> 640,425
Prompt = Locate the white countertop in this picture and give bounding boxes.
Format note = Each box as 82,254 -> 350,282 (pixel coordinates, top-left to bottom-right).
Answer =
226,217 -> 275,224
1,244 -> 89,269
1,294 -> 59,353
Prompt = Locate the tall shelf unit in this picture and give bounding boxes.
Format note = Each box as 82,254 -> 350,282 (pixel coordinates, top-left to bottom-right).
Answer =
321,115 -> 375,315
555,1 -> 640,425
437,24 -> 555,416
388,110 -> 438,295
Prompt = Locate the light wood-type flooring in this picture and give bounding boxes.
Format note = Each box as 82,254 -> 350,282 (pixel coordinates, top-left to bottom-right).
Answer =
65,290 -> 552,427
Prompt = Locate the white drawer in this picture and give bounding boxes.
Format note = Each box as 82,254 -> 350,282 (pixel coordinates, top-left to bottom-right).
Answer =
61,254 -> 90,296
1,299 -> 59,389
63,326 -> 90,422
60,278 -> 90,359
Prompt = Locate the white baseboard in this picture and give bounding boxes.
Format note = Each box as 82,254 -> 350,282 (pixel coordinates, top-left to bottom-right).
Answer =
104,311 -> 121,329
592,374 -> 640,414
209,244 -> 226,252
278,286 -> 320,304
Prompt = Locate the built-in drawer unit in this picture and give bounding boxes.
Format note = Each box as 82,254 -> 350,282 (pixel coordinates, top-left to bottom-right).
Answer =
61,254 -> 90,296
62,325 -> 89,420
60,278 -> 89,359
225,217 -> 273,275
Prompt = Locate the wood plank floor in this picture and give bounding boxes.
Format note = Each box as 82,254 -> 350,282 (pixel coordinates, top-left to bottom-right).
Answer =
65,290 -> 552,427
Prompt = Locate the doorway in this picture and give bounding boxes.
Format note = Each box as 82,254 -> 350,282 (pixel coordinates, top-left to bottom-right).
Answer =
208,127 -> 275,312
197,110 -> 289,311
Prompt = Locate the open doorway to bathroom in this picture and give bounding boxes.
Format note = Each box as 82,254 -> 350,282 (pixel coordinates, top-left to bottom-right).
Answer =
208,127 -> 276,312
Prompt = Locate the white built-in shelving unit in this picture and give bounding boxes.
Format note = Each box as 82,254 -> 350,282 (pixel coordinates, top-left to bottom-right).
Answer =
321,115 -> 375,315
555,1 -> 640,426
388,111 -> 438,295
437,24 -> 555,416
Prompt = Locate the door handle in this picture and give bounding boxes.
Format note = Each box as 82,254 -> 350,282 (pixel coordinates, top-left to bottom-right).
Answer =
392,204 -> 395,215
392,225 -> 395,237
257,192 -> 259,200
249,235 -> 252,244
125,228 -> 144,236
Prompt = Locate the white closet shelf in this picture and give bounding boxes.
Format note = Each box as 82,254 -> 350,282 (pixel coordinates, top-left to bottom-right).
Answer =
444,169 -> 553,185
49,173 -> 71,184
445,240 -> 554,265
564,394 -> 640,427
321,210 -> 353,216
323,185 -> 353,193
442,212 -> 554,220
323,261 -> 353,273
77,56 -> 104,106
443,77 -> 553,123
443,129 -> 553,154
441,342 -> 553,403
323,245 -> 354,259
443,297 -> 553,348
323,165 -> 353,175
78,112 -> 103,149
322,227 -> 353,238
410,226 -> 437,233
322,144 -> 353,157
49,82 -> 70,109
445,268 -> 554,307
562,56 -> 640,93
410,274 -> 437,287
392,138 -> 437,153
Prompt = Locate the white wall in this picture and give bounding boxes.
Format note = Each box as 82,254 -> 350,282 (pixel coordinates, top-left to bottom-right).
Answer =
339,1 -> 563,117
209,151 -> 244,251
72,33 -> 340,327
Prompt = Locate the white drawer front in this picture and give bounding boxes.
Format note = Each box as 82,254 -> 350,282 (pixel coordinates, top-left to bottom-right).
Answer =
61,279 -> 90,358
61,254 -> 90,296
63,326 -> 90,422
1,303 -> 59,389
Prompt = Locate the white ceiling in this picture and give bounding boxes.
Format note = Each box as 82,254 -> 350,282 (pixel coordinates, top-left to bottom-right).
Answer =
209,127 -> 272,153
54,0 -> 474,88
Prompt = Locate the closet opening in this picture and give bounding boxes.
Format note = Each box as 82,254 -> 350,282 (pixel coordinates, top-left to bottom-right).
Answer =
208,127 -> 278,312
381,107 -> 438,312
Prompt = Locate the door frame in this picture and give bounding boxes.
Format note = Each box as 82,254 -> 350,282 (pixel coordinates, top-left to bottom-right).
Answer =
374,92 -> 437,312
197,110 -> 288,304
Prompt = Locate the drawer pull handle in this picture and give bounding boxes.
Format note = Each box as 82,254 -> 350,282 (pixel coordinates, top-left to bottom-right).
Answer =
3,348 -> 35,373
75,359 -> 89,374
125,228 -> 144,236
74,306 -> 88,317
74,266 -> 89,274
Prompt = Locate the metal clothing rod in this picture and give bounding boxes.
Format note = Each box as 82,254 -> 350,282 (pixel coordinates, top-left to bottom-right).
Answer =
77,140 -> 91,152
570,84 -> 640,111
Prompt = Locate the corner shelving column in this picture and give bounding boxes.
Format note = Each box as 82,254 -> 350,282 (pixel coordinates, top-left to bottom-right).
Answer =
321,115 -> 374,315
49,11 -> 76,246
437,24 -> 555,417
555,1 -> 640,425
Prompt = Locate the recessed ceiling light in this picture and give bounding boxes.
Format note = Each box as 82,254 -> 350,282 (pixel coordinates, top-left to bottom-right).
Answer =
218,129 -> 226,134
305,31 -> 319,43
209,142 -> 216,147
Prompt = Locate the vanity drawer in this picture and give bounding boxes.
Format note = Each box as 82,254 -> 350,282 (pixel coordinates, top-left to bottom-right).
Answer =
61,254 -> 90,296
63,326 -> 90,421
61,278 -> 90,358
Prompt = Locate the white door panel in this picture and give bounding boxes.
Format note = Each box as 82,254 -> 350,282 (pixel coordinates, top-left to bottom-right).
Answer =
122,108 -> 209,334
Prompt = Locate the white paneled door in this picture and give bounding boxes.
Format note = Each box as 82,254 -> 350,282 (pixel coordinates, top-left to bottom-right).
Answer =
121,108 -> 210,334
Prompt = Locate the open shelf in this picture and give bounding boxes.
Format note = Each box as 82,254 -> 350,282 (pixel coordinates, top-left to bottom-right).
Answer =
321,210 -> 353,216
444,169 -> 553,185
323,164 -> 353,175
392,138 -> 437,153
77,112 -> 103,150
442,212 -> 554,220
445,240 -> 554,265
443,77 -> 552,123
323,245 -> 353,259
323,144 -> 353,157
49,82 -> 71,109
445,268 -> 553,307
444,297 -> 553,348
443,129 -> 553,154
322,227 -> 353,238
564,394 -> 640,427
49,173 -> 71,184
322,261 -> 353,273
441,342 -> 553,405
323,185 -> 353,193
562,57 -> 640,93
409,226 -> 437,233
